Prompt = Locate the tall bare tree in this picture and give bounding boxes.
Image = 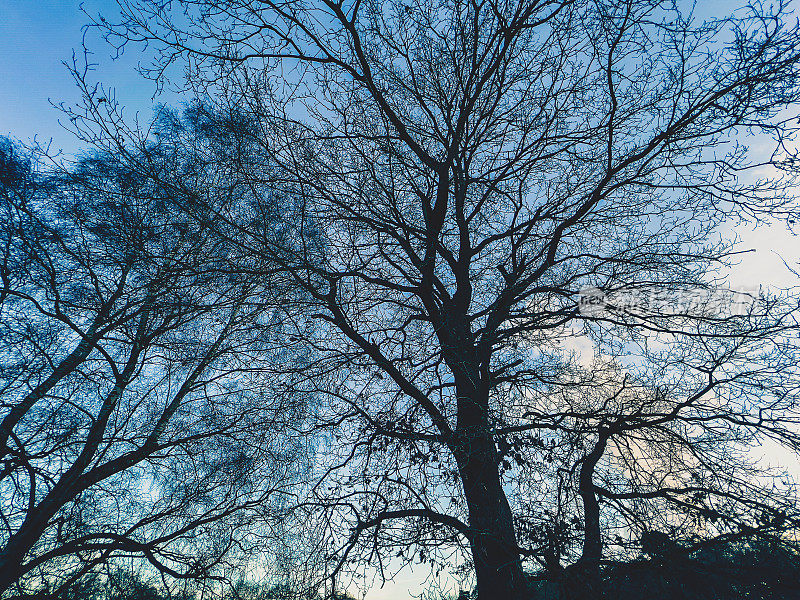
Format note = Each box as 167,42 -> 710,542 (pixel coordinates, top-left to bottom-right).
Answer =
83,0 -> 800,597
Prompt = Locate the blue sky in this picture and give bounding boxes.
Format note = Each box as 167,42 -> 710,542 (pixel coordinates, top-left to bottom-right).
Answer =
0,1 -> 176,156
1,0 -> 740,157
0,0 -> 742,157
0,0 -> 791,286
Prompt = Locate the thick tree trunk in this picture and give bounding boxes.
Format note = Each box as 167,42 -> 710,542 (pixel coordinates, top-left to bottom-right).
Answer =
453,384 -> 529,599
459,451 -> 529,599
0,491 -> 66,595
440,301 -> 529,598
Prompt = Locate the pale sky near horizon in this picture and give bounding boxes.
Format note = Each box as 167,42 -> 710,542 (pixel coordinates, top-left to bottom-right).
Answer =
0,2 -> 798,599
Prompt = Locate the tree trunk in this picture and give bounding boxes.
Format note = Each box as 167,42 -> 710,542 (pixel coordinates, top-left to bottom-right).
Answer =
460,456 -> 529,599
453,385 -> 529,599
0,492 -> 65,595
563,435 -> 608,600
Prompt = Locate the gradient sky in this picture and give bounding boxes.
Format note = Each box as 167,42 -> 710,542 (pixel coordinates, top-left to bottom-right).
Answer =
0,2 -> 796,599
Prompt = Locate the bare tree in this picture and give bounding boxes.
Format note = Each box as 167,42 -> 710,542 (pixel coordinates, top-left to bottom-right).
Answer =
506,309 -> 800,597
0,138 -> 308,598
80,0 -> 800,597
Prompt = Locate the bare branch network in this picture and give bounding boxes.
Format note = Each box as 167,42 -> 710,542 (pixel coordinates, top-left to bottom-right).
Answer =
3,1 -> 800,599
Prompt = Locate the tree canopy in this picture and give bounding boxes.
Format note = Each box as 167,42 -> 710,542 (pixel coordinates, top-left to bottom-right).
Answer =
3,0 -> 800,598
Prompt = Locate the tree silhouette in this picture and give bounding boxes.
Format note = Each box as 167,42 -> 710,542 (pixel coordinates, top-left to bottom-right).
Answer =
0,138 -> 309,597
59,0 -> 800,597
